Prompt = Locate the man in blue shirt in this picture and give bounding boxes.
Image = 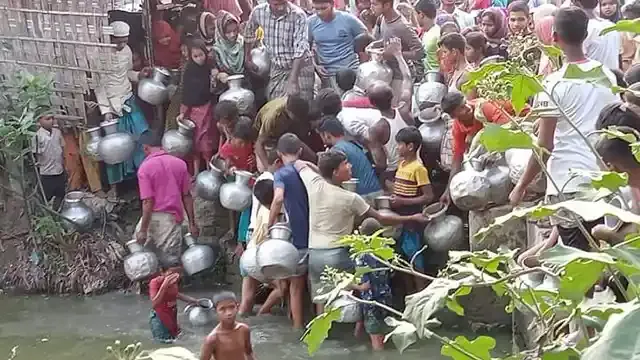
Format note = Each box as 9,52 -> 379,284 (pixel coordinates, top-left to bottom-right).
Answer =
308,0 -> 367,90
268,133 -> 310,329
317,116 -> 383,202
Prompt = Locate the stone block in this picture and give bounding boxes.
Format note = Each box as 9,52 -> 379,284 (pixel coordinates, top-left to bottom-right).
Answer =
194,196 -> 231,239
469,203 -> 528,253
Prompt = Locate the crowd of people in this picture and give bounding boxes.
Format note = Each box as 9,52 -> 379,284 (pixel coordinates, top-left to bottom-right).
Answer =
30,0 -> 640,356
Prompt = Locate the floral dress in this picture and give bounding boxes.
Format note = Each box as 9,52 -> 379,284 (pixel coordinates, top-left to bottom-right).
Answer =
356,254 -> 393,335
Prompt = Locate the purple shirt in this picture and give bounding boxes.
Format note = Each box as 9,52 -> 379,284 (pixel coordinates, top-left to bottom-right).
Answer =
137,150 -> 191,223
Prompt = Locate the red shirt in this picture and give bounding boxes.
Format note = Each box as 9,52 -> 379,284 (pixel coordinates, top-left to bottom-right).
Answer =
149,275 -> 179,336
220,141 -> 257,172
451,100 -> 512,161
343,96 -> 374,109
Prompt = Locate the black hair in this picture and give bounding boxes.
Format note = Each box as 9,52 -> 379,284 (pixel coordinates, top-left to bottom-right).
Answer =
139,130 -> 162,147
215,100 -> 239,121
395,126 -> 422,151
212,291 -> 238,308
316,88 -> 343,116
367,83 -> 394,111
625,63 -> 640,85
415,0 -> 438,18
318,149 -> 348,179
277,133 -> 303,155
232,116 -> 255,141
377,0 -> 394,5
336,68 -> 357,92
624,0 -> 640,19
253,179 -> 275,208
308,103 -> 323,122
573,0 -> 598,10
317,115 -> 346,136
438,32 -> 466,53
508,0 -> 530,14
265,148 -> 280,165
596,102 -> 640,131
312,0 -> 333,3
441,90 -> 466,115
596,126 -> 640,170
286,95 -> 310,120
613,69 -> 628,97
440,22 -> 461,36
160,258 -> 182,271
354,32 -> 375,53
626,83 -> 640,107
465,31 -> 487,52
554,7 -> 589,46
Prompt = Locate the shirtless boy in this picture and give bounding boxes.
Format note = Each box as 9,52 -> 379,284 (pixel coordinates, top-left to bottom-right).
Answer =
200,291 -> 255,360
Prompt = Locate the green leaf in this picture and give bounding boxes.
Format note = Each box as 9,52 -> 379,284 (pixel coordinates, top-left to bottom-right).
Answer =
499,73 -> 543,114
403,278 -> 461,338
582,301 -> 640,360
475,200 -> 640,243
559,260 -> 606,302
461,62 -> 508,94
441,335 -> 496,360
579,289 -> 626,322
301,307 -> 342,356
568,169 -> 628,192
539,241 -> 615,266
541,45 -> 564,69
600,19 -> 640,35
541,344 -> 581,360
384,317 -> 419,353
373,247 -> 395,260
478,124 -> 535,152
563,63 -> 613,88
601,126 -> 640,144
445,286 -> 472,316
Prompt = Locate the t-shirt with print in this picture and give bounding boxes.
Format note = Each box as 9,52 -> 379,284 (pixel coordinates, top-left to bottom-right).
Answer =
297,166 -> 370,249
585,18 -> 621,71
533,59 -> 618,196
393,158 -> 430,219
308,11 -> 367,75
273,164 -> 310,249
451,100 -> 511,162
333,139 -> 382,195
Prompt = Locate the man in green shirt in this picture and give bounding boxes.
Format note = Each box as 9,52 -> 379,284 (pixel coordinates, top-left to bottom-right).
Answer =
415,0 -> 440,73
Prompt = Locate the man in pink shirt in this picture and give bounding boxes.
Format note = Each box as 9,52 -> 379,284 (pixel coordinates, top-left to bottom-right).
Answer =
135,133 -> 198,266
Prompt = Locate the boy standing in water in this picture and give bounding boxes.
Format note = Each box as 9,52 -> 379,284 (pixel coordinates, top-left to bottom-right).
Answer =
200,291 -> 255,360
149,262 -> 198,343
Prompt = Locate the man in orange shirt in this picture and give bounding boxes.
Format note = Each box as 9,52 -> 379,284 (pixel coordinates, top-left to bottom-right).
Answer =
438,90 -> 511,204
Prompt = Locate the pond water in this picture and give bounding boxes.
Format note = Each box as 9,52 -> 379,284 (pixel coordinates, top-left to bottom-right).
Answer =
0,289 -> 514,359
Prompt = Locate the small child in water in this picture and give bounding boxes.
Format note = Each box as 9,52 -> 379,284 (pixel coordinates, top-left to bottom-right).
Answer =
200,291 -> 254,360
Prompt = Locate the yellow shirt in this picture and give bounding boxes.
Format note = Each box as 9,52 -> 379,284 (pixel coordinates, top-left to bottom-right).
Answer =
393,159 -> 430,198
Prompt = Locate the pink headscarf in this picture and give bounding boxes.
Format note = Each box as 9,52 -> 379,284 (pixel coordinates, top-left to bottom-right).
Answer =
481,8 -> 508,43
534,15 -> 554,45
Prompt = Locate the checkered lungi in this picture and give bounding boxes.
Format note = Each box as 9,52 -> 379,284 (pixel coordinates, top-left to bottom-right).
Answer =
267,58 -> 315,101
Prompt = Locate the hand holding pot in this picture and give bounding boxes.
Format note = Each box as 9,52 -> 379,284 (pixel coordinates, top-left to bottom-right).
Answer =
509,184 -> 526,207
439,191 -> 451,206
139,67 -> 153,79
410,213 -> 432,224
136,230 -> 147,244
189,222 -> 200,238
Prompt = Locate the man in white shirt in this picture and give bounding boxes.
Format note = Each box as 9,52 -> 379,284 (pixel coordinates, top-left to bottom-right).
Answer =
441,0 -> 475,29
509,7 -> 619,251
573,0 -> 621,70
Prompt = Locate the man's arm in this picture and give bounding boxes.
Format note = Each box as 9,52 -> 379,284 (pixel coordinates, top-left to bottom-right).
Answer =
139,199 -> 154,238
440,157 -> 462,204
268,186 -> 285,228
200,333 -> 216,360
243,9 -> 259,69
368,119 -> 390,173
395,49 -> 414,123
177,293 -> 198,304
365,207 -> 428,225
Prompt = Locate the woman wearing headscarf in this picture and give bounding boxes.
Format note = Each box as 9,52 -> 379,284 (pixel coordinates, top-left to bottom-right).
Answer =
152,20 -> 182,69
600,0 -> 621,23
479,8 -> 508,59
534,15 -> 556,76
213,10 -> 245,77
199,12 -> 217,53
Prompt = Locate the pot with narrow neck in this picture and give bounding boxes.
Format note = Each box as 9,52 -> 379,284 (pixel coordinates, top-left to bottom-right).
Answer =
184,298 -> 214,327
181,233 -> 217,276
449,161 -> 492,211
219,75 -> 255,115
422,203 -> 464,252
98,120 -> 135,165
162,119 -> 195,158
85,127 -> 102,160
194,159 -> 224,201
418,107 -> 446,156
60,191 -> 95,232
356,42 -> 392,91
250,45 -> 270,78
373,196 -> 402,239
138,67 -> 172,105
123,240 -> 159,281
220,170 -> 253,211
256,239 -> 300,280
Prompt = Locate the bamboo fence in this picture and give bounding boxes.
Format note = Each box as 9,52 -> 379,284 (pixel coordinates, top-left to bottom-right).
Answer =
0,0 -> 138,125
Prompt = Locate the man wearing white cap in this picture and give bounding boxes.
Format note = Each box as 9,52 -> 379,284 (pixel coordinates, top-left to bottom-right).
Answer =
95,21 -> 151,196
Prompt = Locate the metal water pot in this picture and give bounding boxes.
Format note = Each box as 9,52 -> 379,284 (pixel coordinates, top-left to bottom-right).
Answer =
418,108 -> 446,156
85,127 -> 102,160
505,149 -> 546,194
413,82 -> 448,118
256,239 -> 300,280
162,119 -> 195,158
98,120 -> 135,165
194,159 -> 225,201
137,67 -> 172,105
250,45 -> 270,78
483,165 -> 512,206
60,191 -> 95,232
334,295 -> 362,323
219,75 -> 255,115
269,223 -> 292,242
356,43 -> 393,91
184,298 -> 214,327
181,233 -> 216,276
373,196 -> 402,239
123,240 -> 159,281
341,178 -> 359,193
220,170 -> 253,211
239,246 -> 267,282
422,203 -> 464,252
449,161 -> 492,211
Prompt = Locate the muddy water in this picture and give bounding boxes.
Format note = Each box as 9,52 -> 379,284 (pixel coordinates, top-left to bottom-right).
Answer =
0,290 -> 513,359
